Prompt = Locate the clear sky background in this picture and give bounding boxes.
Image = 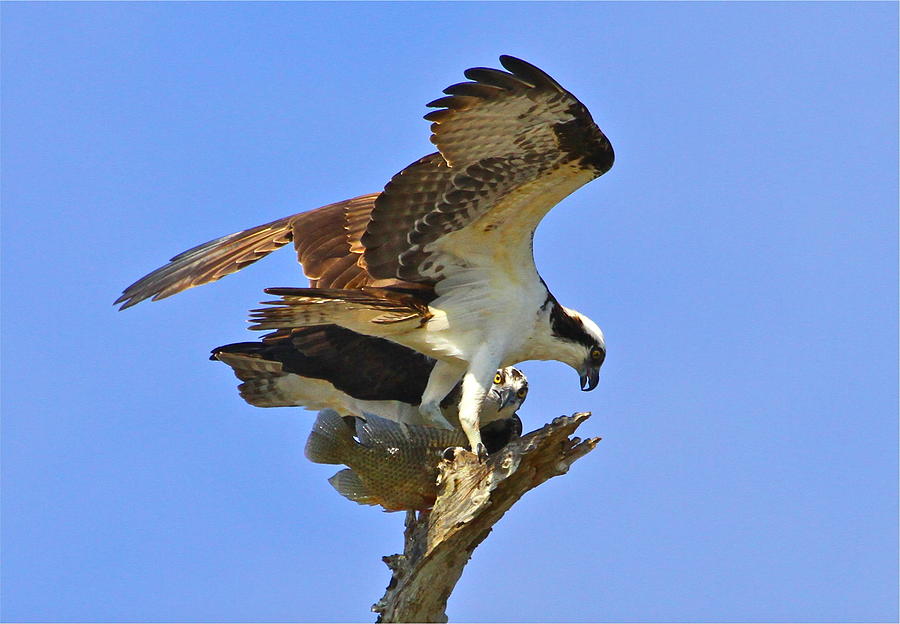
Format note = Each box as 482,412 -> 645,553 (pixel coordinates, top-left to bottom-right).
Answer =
2,2 -> 897,622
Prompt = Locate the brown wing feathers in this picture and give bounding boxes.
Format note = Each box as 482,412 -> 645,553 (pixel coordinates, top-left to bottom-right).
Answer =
115,194 -> 380,309
361,55 -> 613,282
291,193 -> 378,289
117,56 -> 612,310
115,215 -> 296,309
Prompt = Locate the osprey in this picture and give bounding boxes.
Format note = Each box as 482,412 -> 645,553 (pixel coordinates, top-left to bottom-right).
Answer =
211,324 -> 528,430
116,55 -> 613,456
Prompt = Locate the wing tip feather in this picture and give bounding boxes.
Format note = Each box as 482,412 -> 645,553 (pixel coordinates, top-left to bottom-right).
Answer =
498,54 -> 563,91
425,55 -> 565,126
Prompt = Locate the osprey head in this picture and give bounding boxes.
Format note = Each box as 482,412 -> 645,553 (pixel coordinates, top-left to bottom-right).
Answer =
442,366 -> 529,426
488,366 -> 529,419
549,304 -> 606,392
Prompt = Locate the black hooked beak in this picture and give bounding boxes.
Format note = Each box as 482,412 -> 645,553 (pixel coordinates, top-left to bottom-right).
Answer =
579,365 -> 600,392
497,387 -> 519,411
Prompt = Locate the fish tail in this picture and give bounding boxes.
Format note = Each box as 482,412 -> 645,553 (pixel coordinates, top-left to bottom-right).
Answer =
327,469 -> 380,506
304,410 -> 357,465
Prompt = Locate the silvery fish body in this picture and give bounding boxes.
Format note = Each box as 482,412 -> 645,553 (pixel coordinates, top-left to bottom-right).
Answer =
305,410 -> 521,511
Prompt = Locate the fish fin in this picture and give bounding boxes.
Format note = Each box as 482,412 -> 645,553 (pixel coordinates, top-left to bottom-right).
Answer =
357,411 -> 466,449
355,412 -> 410,446
327,469 -> 380,506
304,409 -> 357,465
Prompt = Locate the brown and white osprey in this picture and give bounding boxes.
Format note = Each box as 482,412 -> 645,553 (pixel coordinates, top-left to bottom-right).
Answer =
117,55 -> 613,456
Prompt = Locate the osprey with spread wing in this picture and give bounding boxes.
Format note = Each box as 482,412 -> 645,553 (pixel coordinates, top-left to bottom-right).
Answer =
117,55 -> 613,456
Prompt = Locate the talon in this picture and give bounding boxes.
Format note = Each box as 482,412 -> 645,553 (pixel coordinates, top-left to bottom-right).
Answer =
442,447 -> 459,461
474,442 -> 488,461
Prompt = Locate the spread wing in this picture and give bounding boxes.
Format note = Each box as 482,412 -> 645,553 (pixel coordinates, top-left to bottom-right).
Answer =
115,194 -> 380,309
361,55 -> 614,282
117,55 -> 613,304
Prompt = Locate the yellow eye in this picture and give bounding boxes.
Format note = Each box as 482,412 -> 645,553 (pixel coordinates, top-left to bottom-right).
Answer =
516,387 -> 528,399
591,348 -> 603,361
493,373 -> 503,385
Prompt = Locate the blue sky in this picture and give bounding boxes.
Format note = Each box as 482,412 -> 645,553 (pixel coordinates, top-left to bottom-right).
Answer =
2,2 -> 897,622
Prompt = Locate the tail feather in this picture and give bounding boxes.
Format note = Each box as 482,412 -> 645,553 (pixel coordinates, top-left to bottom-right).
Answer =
304,410 -> 358,464
327,469 -> 380,506
236,375 -> 316,409
248,298 -> 356,330
213,349 -> 285,380
248,287 -> 431,331
212,348 -> 300,408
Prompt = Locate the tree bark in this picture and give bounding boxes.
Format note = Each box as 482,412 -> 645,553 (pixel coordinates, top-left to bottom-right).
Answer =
372,412 -> 599,623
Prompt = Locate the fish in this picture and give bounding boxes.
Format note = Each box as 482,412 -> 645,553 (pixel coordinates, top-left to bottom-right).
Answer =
305,410 -> 522,511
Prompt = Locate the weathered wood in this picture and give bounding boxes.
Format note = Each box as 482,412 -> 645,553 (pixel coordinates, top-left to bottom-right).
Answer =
372,412 -> 600,623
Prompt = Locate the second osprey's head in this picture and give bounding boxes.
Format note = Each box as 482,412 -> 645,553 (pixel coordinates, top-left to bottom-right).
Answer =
489,366 -> 529,419
549,304 -> 606,392
441,365 -> 529,427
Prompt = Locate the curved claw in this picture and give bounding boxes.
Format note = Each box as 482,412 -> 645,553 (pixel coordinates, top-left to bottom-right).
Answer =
442,444 -> 487,462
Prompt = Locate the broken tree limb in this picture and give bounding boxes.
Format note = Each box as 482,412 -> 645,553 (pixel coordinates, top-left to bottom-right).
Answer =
372,412 -> 600,623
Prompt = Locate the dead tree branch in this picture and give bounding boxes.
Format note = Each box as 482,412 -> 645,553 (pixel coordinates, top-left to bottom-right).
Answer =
372,412 -> 600,623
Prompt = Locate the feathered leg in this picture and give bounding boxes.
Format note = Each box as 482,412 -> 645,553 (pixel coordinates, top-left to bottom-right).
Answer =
457,349 -> 502,459
418,360 -> 465,430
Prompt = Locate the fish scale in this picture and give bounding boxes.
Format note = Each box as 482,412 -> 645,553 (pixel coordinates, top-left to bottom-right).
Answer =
305,410 -> 521,511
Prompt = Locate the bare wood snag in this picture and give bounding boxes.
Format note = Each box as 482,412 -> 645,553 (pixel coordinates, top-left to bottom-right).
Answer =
372,412 -> 600,623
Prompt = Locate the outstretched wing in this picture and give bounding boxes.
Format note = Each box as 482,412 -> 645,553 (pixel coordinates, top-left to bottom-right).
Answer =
117,56 -> 613,304
115,194 -> 380,309
361,55 -> 614,282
